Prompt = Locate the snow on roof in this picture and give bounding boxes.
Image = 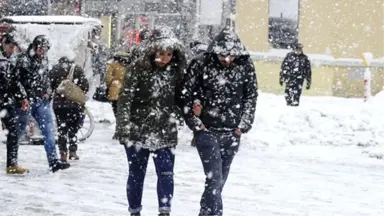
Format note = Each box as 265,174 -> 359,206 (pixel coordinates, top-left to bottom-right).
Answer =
0,16 -> 101,25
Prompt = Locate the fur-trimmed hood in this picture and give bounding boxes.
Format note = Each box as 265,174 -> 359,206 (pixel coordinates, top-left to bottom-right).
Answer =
138,26 -> 186,72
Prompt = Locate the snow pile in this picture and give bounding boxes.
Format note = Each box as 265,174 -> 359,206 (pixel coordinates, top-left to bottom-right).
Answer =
241,93 -> 384,149
86,92 -> 384,152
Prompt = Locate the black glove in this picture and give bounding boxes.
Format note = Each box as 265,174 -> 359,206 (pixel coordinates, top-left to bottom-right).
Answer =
306,85 -> 310,90
279,81 -> 284,86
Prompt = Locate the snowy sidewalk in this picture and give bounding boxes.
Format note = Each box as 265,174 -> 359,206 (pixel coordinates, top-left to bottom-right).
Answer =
1,124 -> 383,216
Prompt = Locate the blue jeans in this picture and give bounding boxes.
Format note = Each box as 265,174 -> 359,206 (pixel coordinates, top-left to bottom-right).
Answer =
124,144 -> 175,214
195,130 -> 240,216
17,99 -> 58,165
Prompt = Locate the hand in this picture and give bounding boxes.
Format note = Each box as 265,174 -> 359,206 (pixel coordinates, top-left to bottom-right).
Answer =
21,99 -> 29,111
306,85 -> 310,90
279,81 -> 283,86
234,128 -> 242,136
193,103 -> 202,116
195,124 -> 206,131
43,94 -> 50,100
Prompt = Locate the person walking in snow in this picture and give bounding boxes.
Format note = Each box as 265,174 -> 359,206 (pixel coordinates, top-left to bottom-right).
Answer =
105,52 -> 131,139
279,43 -> 312,106
0,33 -> 29,174
13,35 -> 70,173
179,27 -> 258,216
117,26 -> 186,216
49,57 -> 89,162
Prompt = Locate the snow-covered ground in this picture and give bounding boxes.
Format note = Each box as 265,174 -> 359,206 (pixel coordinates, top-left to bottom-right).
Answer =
0,93 -> 383,216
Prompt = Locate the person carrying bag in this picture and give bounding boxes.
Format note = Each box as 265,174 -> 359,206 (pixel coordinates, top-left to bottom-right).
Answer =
56,62 -> 86,105
49,57 -> 89,162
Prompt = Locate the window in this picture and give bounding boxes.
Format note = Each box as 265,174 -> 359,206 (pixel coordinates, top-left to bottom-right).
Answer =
268,0 -> 300,49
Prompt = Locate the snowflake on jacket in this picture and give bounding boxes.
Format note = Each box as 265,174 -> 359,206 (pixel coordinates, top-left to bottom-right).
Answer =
117,26 -> 187,151
180,27 -> 258,133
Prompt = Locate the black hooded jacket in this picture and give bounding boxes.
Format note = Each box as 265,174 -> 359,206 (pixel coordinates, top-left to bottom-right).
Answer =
12,44 -> 51,100
49,57 -> 89,109
0,56 -> 27,107
117,26 -> 187,150
180,28 -> 258,133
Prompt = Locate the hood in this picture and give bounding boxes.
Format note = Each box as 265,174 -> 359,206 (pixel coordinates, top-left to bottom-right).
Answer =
114,52 -> 131,62
140,26 -> 186,71
206,27 -> 249,56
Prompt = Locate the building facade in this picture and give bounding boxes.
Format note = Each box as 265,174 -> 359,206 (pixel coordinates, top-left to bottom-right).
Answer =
236,0 -> 384,97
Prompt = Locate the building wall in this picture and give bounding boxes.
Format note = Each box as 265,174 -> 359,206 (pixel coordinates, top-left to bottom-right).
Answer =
299,0 -> 384,58
236,0 -> 384,58
235,0 -> 269,52
236,0 -> 384,97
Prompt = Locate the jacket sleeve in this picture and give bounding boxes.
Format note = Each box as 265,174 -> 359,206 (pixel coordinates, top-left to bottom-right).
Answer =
75,66 -> 90,93
305,57 -> 312,87
238,57 -> 258,133
117,65 -> 139,141
9,58 -> 27,101
48,66 -> 58,91
179,59 -> 205,131
105,63 -> 114,87
280,54 -> 290,83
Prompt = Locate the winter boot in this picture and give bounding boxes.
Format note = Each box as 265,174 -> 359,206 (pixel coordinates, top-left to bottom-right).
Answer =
50,160 -> 70,173
69,151 -> 80,160
130,213 -> 140,216
60,152 -> 68,162
6,165 -> 29,174
158,213 -> 170,216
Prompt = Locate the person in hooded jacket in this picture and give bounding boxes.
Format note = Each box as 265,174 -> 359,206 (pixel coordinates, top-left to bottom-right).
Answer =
117,26 -> 186,216
179,27 -> 258,216
49,57 -> 89,162
105,52 -> 131,139
0,33 -> 29,174
12,35 -> 70,173
279,43 -> 312,106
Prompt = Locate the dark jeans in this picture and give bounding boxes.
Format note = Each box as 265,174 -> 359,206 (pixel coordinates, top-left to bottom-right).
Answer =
1,104 -> 20,167
285,84 -> 303,106
54,107 -> 84,153
124,145 -> 175,214
17,99 -> 58,166
195,130 -> 240,216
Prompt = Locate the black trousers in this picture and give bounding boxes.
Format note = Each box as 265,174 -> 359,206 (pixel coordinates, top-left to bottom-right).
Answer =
284,84 -> 303,106
1,105 -> 20,167
111,101 -> 117,118
54,108 -> 84,153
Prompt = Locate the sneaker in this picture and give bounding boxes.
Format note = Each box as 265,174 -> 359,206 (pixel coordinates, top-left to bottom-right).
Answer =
6,165 -> 29,174
50,160 -> 70,173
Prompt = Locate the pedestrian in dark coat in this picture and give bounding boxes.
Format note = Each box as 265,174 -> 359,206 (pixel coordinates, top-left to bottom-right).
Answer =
49,57 -> 89,162
179,27 -> 258,216
0,32 -> 29,174
12,35 -> 70,172
279,43 -> 312,106
117,26 -> 186,216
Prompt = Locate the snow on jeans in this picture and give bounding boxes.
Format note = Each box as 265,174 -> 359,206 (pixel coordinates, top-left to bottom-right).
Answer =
17,99 -> 58,165
124,144 -> 175,214
195,130 -> 240,216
